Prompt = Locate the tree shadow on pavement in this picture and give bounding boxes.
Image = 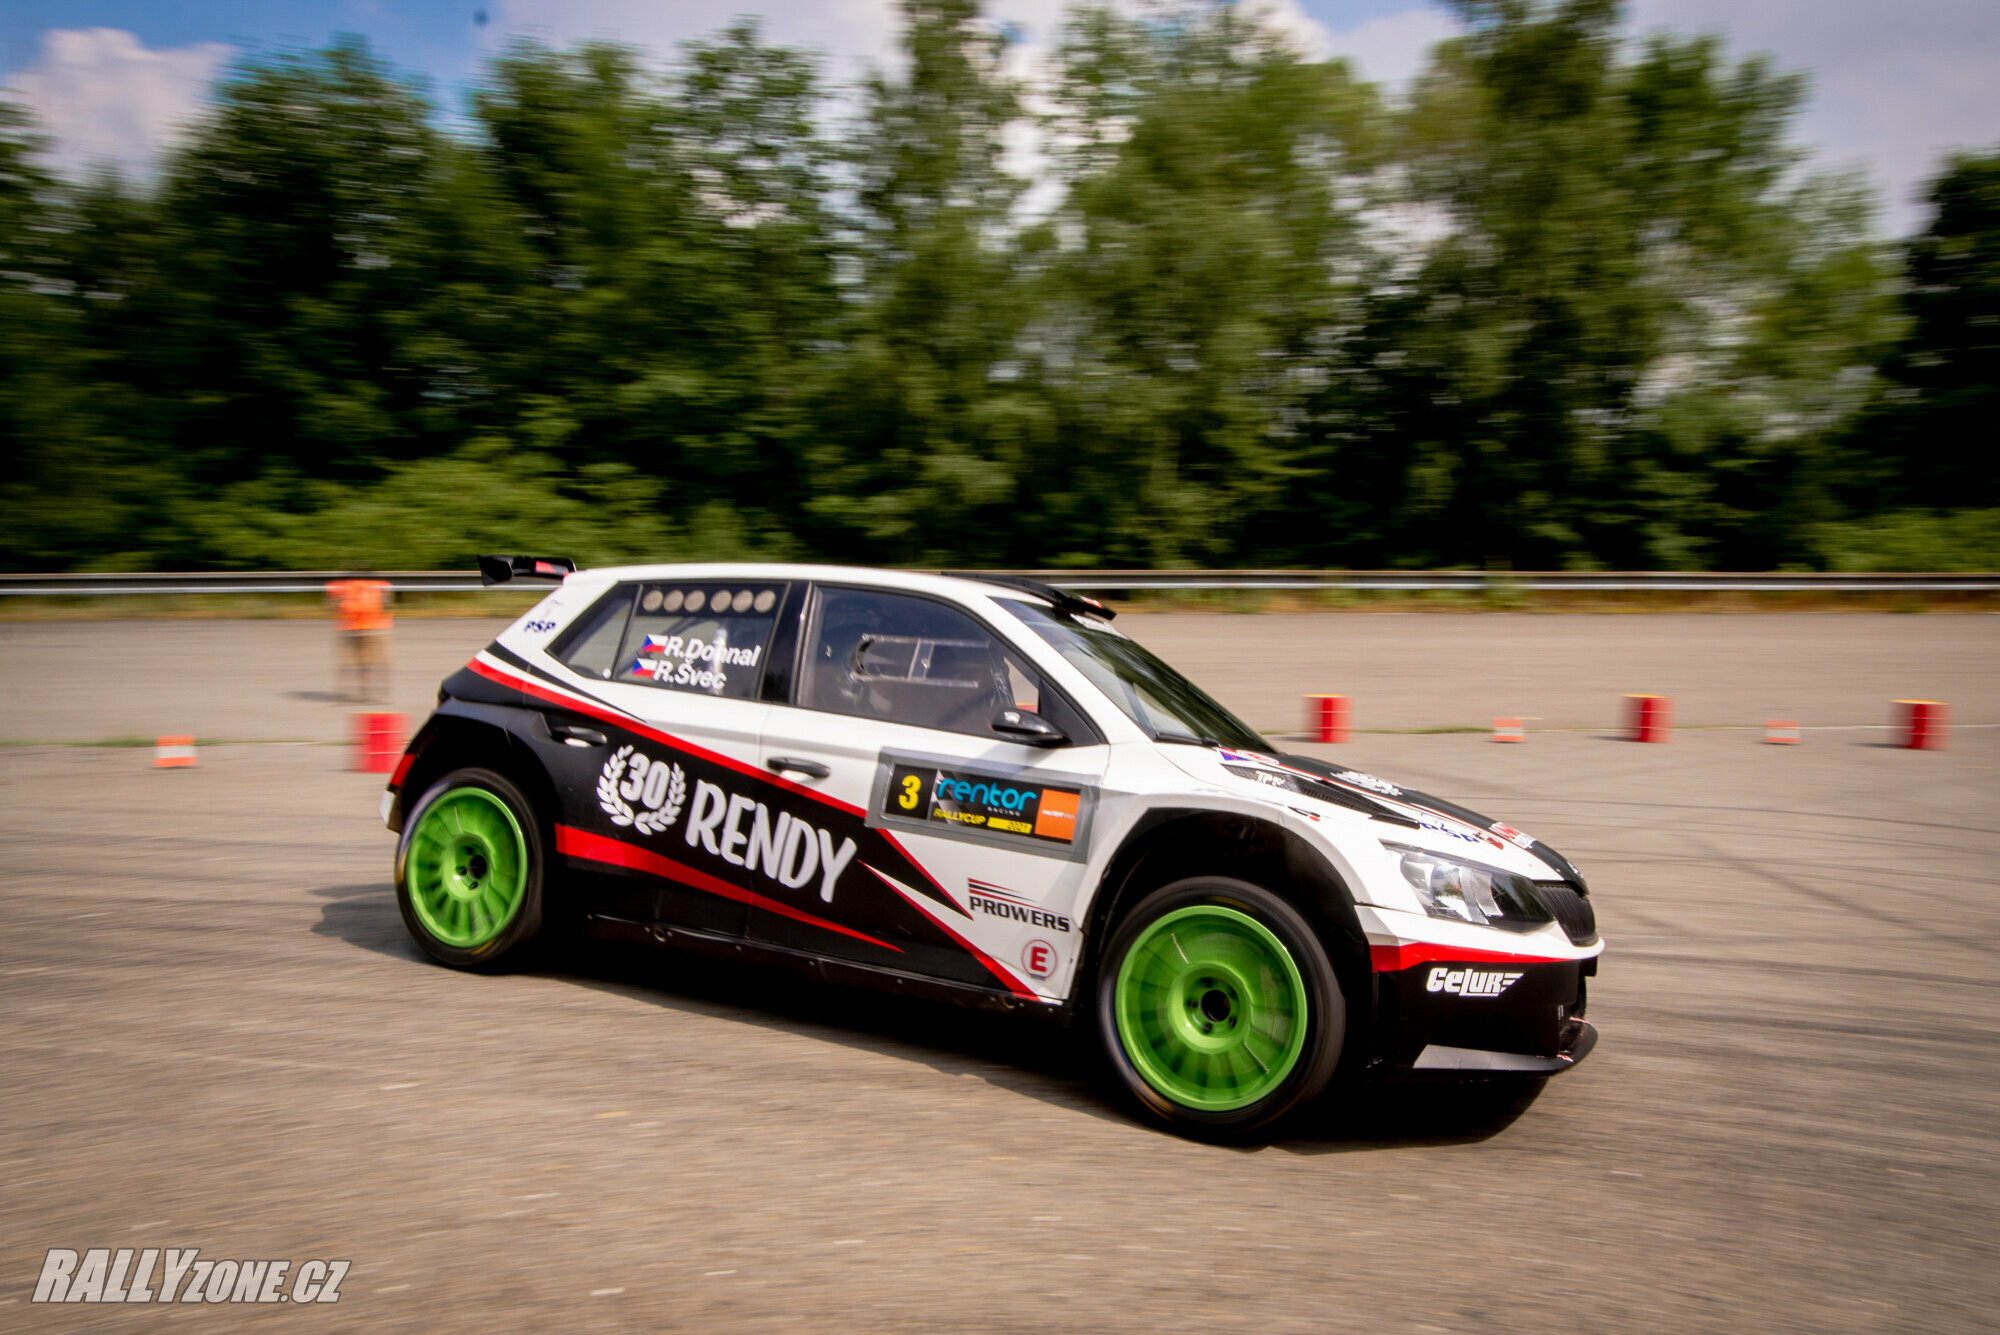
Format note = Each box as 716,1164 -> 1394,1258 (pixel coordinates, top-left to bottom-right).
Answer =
310,880 -> 1553,1149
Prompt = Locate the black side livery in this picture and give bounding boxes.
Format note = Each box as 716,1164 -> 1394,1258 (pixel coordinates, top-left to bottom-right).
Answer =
429,645 -> 1043,998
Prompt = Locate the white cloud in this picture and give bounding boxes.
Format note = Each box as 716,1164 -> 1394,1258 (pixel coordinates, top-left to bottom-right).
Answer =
1319,6 -> 1458,88
1630,0 -> 2000,235
487,0 -> 904,84
6,28 -> 231,180
1297,0 -> 1996,234
1238,0 -> 1337,59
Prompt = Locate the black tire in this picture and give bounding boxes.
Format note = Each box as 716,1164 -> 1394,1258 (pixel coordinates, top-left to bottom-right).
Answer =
394,766 -> 548,972
1095,877 -> 1345,1141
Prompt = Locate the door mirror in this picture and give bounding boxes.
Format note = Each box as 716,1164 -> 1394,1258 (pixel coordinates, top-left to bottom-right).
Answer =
991,707 -> 1067,748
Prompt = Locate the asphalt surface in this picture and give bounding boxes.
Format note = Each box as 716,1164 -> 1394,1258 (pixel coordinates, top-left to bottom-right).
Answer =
2,614 -> 1997,1331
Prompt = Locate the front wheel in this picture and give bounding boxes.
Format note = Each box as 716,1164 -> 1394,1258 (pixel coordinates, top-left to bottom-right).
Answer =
395,767 -> 547,971
1096,878 -> 1344,1140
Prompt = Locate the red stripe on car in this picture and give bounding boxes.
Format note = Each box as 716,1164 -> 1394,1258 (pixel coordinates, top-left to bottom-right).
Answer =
1369,942 -> 1576,973
862,864 -> 1041,1001
555,825 -> 900,953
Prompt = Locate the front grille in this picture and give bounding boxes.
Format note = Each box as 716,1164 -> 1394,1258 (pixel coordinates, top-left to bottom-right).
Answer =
1535,883 -> 1598,945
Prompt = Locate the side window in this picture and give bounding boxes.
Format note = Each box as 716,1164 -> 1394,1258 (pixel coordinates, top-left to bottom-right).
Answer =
553,588 -> 635,680
801,587 -> 1042,736
615,582 -> 786,700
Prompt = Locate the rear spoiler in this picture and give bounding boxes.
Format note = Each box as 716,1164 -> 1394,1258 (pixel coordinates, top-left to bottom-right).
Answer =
477,554 -> 577,586
940,571 -> 1115,620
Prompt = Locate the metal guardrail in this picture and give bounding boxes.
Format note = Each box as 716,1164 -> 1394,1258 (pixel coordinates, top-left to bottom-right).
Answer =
0,571 -> 494,595
2,569 -> 1997,596
1023,570 -> 2000,593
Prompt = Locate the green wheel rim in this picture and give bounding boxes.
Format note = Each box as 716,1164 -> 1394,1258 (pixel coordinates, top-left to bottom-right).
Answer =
1114,904 -> 1310,1112
404,786 -> 529,949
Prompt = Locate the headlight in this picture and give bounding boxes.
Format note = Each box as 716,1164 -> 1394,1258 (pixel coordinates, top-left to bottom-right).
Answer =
1384,842 -> 1554,933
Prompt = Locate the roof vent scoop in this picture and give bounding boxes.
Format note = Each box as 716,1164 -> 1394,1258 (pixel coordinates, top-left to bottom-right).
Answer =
477,554 -> 577,586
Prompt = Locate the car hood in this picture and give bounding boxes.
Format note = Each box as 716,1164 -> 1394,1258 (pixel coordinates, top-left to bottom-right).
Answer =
1162,743 -> 1589,891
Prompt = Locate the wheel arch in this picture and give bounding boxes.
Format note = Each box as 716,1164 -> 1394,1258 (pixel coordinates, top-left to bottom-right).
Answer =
398,706 -> 560,842
1080,809 -> 1374,1033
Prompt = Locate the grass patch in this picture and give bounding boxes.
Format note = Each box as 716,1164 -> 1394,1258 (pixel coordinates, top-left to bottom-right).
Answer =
1365,725 -> 1492,734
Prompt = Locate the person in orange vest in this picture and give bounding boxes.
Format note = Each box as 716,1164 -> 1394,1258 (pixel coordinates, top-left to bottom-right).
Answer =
325,574 -> 393,704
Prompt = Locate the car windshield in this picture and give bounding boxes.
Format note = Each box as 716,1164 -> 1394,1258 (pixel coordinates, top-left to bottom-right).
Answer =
999,599 -> 1266,750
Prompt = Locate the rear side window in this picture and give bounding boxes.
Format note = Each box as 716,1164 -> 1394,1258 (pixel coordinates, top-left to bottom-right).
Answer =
552,588 -> 635,680
615,582 -> 787,700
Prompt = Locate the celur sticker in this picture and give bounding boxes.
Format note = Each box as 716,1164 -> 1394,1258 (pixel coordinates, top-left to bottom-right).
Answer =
1426,966 -> 1524,998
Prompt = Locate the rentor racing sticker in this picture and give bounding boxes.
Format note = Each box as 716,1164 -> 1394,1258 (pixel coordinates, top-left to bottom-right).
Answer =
870,754 -> 1095,861
888,764 -> 1081,843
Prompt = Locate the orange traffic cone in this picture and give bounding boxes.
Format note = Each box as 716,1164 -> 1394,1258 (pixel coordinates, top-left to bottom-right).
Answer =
154,735 -> 197,768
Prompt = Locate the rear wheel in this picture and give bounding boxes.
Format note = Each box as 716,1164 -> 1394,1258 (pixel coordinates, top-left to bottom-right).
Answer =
1097,878 -> 1344,1140
395,767 -> 546,970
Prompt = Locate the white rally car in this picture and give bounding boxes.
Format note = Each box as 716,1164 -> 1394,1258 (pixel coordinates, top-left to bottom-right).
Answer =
384,559 -> 1601,1139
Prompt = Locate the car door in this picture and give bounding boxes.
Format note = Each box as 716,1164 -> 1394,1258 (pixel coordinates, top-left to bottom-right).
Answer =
748,584 -> 1110,1002
541,577 -> 795,939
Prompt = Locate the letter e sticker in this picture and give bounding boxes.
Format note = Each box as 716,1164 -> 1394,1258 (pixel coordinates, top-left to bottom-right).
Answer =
1021,940 -> 1057,980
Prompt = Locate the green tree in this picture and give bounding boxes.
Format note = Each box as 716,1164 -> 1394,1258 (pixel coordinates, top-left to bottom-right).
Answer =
472,27 -> 835,545
138,38 -> 487,491
0,98 -> 98,567
1870,148 -> 2000,507
801,0 -> 1033,563
0,7 -> 1966,576
1039,2 -> 1381,566
1316,0 -> 1882,569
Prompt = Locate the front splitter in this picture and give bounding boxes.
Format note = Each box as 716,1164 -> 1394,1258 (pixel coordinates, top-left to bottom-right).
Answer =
1407,1018 -> 1597,1077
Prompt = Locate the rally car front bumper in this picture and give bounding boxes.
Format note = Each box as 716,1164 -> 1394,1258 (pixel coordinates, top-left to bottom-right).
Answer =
1371,953 -> 1598,1079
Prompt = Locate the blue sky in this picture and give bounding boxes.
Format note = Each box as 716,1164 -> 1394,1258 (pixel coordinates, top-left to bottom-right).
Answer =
4,1 -> 1996,235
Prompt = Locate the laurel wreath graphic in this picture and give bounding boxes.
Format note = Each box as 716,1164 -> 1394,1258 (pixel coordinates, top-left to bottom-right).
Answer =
597,745 -> 686,835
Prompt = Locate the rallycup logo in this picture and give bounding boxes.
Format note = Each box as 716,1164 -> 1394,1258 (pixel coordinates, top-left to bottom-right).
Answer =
598,746 -> 687,835
1426,966 -> 1525,998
